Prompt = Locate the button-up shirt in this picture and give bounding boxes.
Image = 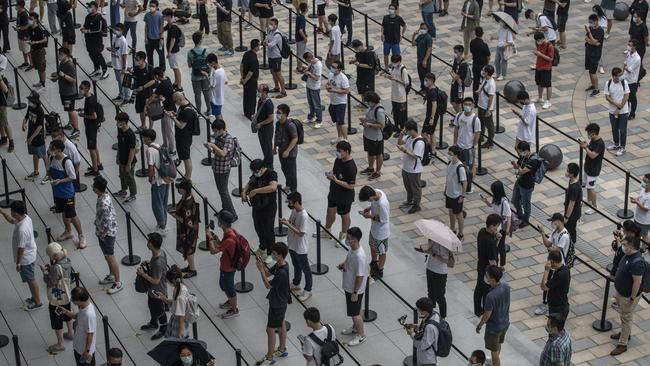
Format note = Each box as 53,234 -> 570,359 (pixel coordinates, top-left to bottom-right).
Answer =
95,193 -> 117,238
212,132 -> 236,174
539,330 -> 572,366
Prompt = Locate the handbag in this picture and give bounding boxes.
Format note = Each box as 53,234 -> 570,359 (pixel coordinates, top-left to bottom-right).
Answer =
501,201 -> 521,236
48,265 -> 72,306
503,44 -> 513,61
147,102 -> 164,121
135,263 -> 151,293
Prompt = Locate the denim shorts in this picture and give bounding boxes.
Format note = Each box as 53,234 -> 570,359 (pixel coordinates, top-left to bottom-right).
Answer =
28,144 -> 47,158
219,270 -> 237,298
383,42 -> 401,56
211,103 -> 222,116
20,262 -> 35,282
98,235 -> 116,256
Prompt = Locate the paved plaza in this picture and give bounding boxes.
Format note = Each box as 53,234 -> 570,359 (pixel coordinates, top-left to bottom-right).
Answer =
0,0 -> 649,365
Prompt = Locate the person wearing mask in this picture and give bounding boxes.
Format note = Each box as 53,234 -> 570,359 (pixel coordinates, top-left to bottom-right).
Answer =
609,220 -> 640,284
511,141 -> 539,226
422,73 -> 441,149
142,129 -> 171,235
398,120 -> 425,214
450,45 -> 469,114
42,242 -> 73,354
0,0 -> 10,53
168,92 -> 197,181
58,287 -> 97,366
629,14 -> 648,62
524,9 -> 558,45
539,313 -> 573,365
51,128 -> 82,195
494,20 -> 514,81
253,84 -> 275,168
412,23 -> 433,92
205,120 -> 238,220
255,0 -> 274,37
265,18 -> 287,98
137,232 -> 168,339
301,307 -> 337,366
380,4 -> 407,68
121,0 -> 142,49
631,173 -> 650,244
540,249 -> 571,320
27,12 -> 47,90
197,0 -> 208,34
81,2 -> 109,80
419,0 -> 436,38
563,163 -> 582,245
532,31 -> 554,109
404,298 -> 440,364
474,214 -> 500,316
578,123 -> 604,215
274,104 -> 299,193
629,0 -> 649,52
605,67 -> 630,157
241,39 -> 260,120
535,213 -> 571,315
622,39 -> 641,121
445,146 -> 468,239
302,51 -> 323,128
215,0 -> 234,56
131,52 -> 156,129
316,141 -> 357,243
0,65 -> 12,152
326,61 -> 350,144
480,180 -> 512,267
336,0 -> 352,46
15,0 -> 32,70
206,209 -> 241,318
110,23 -> 131,105
326,14 -> 341,71
359,92 -> 385,180
282,192 -> 312,302
453,97 -> 480,193
585,14 -> 605,97
107,348 -> 124,366
358,186 -> 390,281
555,0 -> 570,48
468,350 -> 487,365
470,27 -> 490,98
295,3 -> 308,71
314,0 -> 328,34
460,0 -> 480,58
144,0 -> 165,69
387,55 -> 409,135
477,65 -> 496,149
115,113 -> 138,203
147,67 -> 177,156
93,176 -> 122,294
56,47 -> 81,138
78,81 -> 103,177
243,159 -> 278,264
172,345 -> 215,366
338,227 -> 368,347
156,266 -> 191,338
187,32 -> 210,116
171,180 -> 199,278
475,265 -> 510,366
162,8 -> 182,89
58,0 -> 75,52
349,40 -> 376,98
23,92 -> 48,183
511,91 -> 537,153
204,53 -> 227,120
423,238 -> 449,319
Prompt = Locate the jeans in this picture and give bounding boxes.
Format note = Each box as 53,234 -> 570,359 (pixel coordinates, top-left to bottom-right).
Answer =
479,107 -> 494,145
421,11 -> 436,38
74,351 -> 96,366
402,170 -> 422,206
495,46 -> 508,77
213,170 -> 236,216
110,0 -> 121,26
191,79 -> 211,115
161,114 -> 176,153
114,69 -> 132,101
123,21 -> 138,49
199,4 -> 209,33
511,182 -> 534,223
426,269 -> 447,318
473,271 -> 489,316
147,296 -> 168,330
47,2 -> 59,33
146,38 -> 165,70
252,204 -> 276,255
258,125 -> 274,169
306,88 -> 322,122
339,16 -> 353,44
151,183 -> 169,227
279,156 -> 297,193
609,113 -> 629,148
119,163 -> 137,196
289,250 -> 312,292
243,79 -> 258,119
628,82 -> 638,117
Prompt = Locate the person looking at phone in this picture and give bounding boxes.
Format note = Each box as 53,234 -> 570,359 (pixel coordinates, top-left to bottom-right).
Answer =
338,227 -> 368,347
358,185 -> 390,281
169,92 -> 197,181
534,213 -> 571,316
42,242 -> 73,354
631,173 -> 650,245
579,123 -> 605,215
58,287 -> 97,366
243,158 -> 278,264
282,192 -> 312,302
403,297 -> 439,365
154,265 -> 191,338
137,232 -> 168,340
206,119 -> 238,220
93,176 -> 123,295
206,209 -> 240,319
301,307 -> 338,366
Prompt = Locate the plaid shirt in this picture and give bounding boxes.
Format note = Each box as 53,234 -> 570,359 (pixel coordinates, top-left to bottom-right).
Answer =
211,132 -> 235,174
539,330 -> 572,366
95,193 -> 117,238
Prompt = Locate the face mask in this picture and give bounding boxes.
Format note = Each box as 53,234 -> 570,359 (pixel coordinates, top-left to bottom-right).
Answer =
448,152 -> 453,157
483,275 -> 490,285
180,355 -> 193,365
275,112 -> 282,120
565,172 -> 570,179
633,16 -> 638,22
288,203 -> 295,210
345,239 -> 352,246
335,151 -> 342,159
463,105 -> 472,113
388,9 -> 395,16
519,152 -> 526,159
628,46 -> 633,52
418,29 -> 427,35
641,181 -> 647,189
268,25 -> 275,32
481,71 -> 486,77
622,245 -> 629,255
150,6 -> 156,12
254,170 -> 263,178
328,70 -> 334,80
536,40 -> 543,46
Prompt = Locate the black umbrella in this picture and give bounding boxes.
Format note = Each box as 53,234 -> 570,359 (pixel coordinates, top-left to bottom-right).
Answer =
147,338 -> 214,366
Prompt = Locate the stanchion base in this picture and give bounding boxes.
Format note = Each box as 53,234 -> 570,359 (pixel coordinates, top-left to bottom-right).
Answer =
435,141 -> 449,150
496,126 -> 505,134
383,152 -> 390,161
286,83 -> 298,90
121,255 -> 141,266
348,127 -> 357,135
75,183 -> 87,193
477,167 -> 488,176
12,102 -> 27,110
606,263 -> 613,273
201,157 -> 212,166
274,226 -> 288,237
231,188 -> 241,197
0,198 -> 17,209
402,356 -> 415,366
235,281 -> 254,293
505,244 -> 511,253
235,46 -> 248,52
419,180 -> 426,188
363,309 -> 377,322
112,143 -> 118,151
135,169 -> 148,177
198,240 -> 209,251
310,263 -> 329,275
0,335 -> 8,348
617,209 -> 634,219
592,319 -> 613,332
275,320 -> 291,333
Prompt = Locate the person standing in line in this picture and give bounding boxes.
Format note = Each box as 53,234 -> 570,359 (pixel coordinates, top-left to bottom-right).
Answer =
525,9 -> 557,45
0,62 -> 12,152
93,176 -> 123,294
58,0 -> 75,52
205,53 -> 227,120
265,18 -> 287,98
28,12 -> 47,90
622,39 -> 641,120
188,32 -> 211,116
412,22 -> 433,92
115,113 -> 138,203
172,180 -> 199,278
475,265 -> 510,366
141,129 -> 170,234
453,97 -> 480,193
555,0 -> 570,49
255,0 -> 274,37
494,20 -> 513,81
241,39 -> 260,120
157,266 -> 192,338
397,120 -> 424,214
477,65 -> 496,149
301,307 -> 337,366
359,92 -> 385,180
511,141 -> 539,226
540,249 -> 571,320
539,313 -> 573,365
59,287 -> 97,366
0,201 -> 42,310
110,23 -> 131,105
147,67 -> 177,156
628,10 -> 648,61
511,91 -> 536,153
421,73 -> 441,148
197,0 -> 208,34
206,209 -> 241,319
326,61 -> 350,144
295,3 -> 308,71
533,31 -> 554,109
605,67 -> 630,157
79,81 -> 103,177
170,94 -> 198,180
122,0 -> 142,49
563,163 -> 582,245
23,92 -> 47,182
137,232 -> 168,340
42,242 -> 74,353
535,213 -> 571,315
302,51 -> 323,127
480,180 -> 512,267
470,27 -> 490,98
215,0 -> 234,56
314,0 -> 328,34
255,242 -> 291,366
206,119 -> 238,220
131,52 -> 156,129
0,0 -> 10,52
110,0 -> 121,25
631,173 -> 650,244
449,45 -> 469,115
460,0 -> 480,58
282,191 -> 312,302
584,14 -> 605,97
542,0 -> 556,20
81,2 -> 109,80
445,146 -> 468,239
358,186 -> 390,281
350,40 -> 376,98
243,159 -> 278,264
474,214 -> 499,316
56,47 -> 82,138
274,104 -> 299,193
387,55 -> 409,135
580,123 -> 605,215
254,84 -> 275,168
424,239 -> 449,319
163,8 -> 182,90
380,4 -> 406,69
144,0 -> 165,69
50,129 -> 82,192
404,297 -> 440,364
336,0 -> 352,46
326,14 -> 341,71
419,0 -> 436,38
15,0 -> 32,69
338,227 -> 368,347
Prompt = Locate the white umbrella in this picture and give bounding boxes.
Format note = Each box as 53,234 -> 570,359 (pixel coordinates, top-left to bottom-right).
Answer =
492,11 -> 518,34
414,219 -> 464,253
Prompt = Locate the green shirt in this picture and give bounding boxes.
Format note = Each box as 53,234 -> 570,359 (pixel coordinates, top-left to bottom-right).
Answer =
187,46 -> 208,81
601,0 -> 616,10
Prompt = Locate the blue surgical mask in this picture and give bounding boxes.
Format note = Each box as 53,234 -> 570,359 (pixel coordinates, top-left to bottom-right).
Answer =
254,171 -> 263,178
180,355 -> 193,365
463,105 -> 472,113
642,181 -> 647,189
345,239 -> 352,246
621,245 -> 629,255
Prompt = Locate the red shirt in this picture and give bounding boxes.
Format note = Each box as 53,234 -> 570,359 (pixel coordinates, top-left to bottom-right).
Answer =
535,41 -> 554,71
219,229 -> 237,273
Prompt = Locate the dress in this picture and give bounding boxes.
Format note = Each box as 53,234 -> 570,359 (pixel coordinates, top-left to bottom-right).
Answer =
175,195 -> 199,259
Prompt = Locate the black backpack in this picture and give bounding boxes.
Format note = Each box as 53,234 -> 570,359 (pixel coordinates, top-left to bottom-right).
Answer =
309,324 -> 343,366
96,102 -> 105,123
424,313 -> 453,357
374,106 -> 394,140
413,137 -> 433,167
288,118 -> 304,145
434,86 -> 447,115
190,48 -> 208,78
557,231 -> 576,269
399,65 -> 413,95
275,31 -> 291,59
371,50 -> 381,75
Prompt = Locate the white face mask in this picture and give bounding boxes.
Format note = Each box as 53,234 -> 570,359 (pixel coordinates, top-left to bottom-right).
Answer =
335,151 -> 342,159
419,28 -> 427,35
483,275 -> 490,285
388,9 -> 395,16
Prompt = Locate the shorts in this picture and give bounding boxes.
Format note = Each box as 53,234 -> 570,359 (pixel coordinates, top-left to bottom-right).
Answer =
98,235 -> 116,256
177,143 -> 191,161
327,195 -> 352,215
211,103 -> 222,116
450,83 -> 464,104
19,262 -> 35,282
60,94 -> 76,112
535,69 -> 552,88
422,115 -> 440,135
54,196 -> 77,219
328,103 -> 346,125
267,306 -> 287,328
345,291 -> 364,316
484,326 -> 508,352
445,194 -> 464,214
383,42 -> 401,56
168,52 -> 180,69
605,9 -> 614,19
363,136 -> 384,156
28,144 -> 47,158
635,220 -> 650,238
238,0 -> 249,8
0,106 -> 6,129
219,270 -> 237,298
31,48 -> 46,72
582,173 -> 597,190
18,39 -> 29,53
556,13 -> 568,32
269,57 -> 282,72
585,56 -> 599,74
49,303 -> 71,330
369,233 -> 389,255
84,120 -> 98,150
135,94 -> 147,113
317,3 -> 325,16
459,148 -> 474,168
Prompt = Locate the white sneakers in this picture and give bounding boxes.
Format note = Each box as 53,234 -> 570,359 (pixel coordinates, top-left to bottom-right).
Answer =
534,304 -> 548,316
347,335 -> 366,346
542,100 -> 552,109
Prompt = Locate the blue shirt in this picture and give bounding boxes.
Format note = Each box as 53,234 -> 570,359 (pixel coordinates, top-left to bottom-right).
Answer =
49,156 -> 76,199
143,11 -> 163,40
484,281 -> 511,333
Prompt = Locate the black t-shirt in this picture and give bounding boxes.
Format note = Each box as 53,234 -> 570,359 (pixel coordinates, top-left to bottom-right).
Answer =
546,265 -> 570,308
257,0 -> 273,18
26,106 -> 45,147
247,169 -> 278,208
242,50 -> 260,80
476,228 -> 497,273
629,22 -> 648,47
515,155 -> 540,190
166,24 -> 182,53
329,158 -> 357,204
452,58 -> 468,86
564,181 -> 582,221
425,86 -> 439,123
381,15 -> 406,44
60,12 -> 76,42
614,251 -> 645,297
469,37 -> 491,67
256,98 -> 274,124
216,0 -> 232,22
338,0 -> 352,19
585,26 -> 605,58
17,9 -> 30,39
155,78 -> 176,111
584,138 -> 605,176
117,128 -> 137,165
355,50 -> 376,85
295,14 -> 306,42
175,105 -> 196,147
631,0 -> 649,23
58,60 -> 77,97
133,64 -> 154,98
83,94 -> 99,124
83,13 -> 104,44
267,263 -> 290,308
556,0 -> 570,14
29,26 -> 48,50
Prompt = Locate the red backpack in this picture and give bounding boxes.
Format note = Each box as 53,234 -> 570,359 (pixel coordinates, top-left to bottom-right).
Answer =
230,230 -> 251,271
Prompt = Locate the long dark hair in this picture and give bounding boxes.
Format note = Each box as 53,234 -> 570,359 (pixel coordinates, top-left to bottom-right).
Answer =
592,5 -> 606,18
166,265 -> 184,300
490,180 -> 507,206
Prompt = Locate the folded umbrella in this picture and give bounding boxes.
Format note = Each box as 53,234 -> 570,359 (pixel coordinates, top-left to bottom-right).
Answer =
148,338 -> 214,366
492,11 -> 518,34
414,219 -> 464,253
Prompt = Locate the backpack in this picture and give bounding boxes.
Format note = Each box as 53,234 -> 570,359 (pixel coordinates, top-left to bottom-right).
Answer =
500,200 -> 521,235
374,106 -> 394,140
455,163 -> 466,184
399,65 -> 413,95
557,231 -> 576,269
434,87 -> 448,115
552,45 -> 560,67
96,102 -> 105,123
2,76 -> 15,106
630,256 -> 650,293
184,291 -> 201,324
424,314 -> 453,357
228,136 -> 241,167
308,324 -> 343,366
278,32 -> 291,59
371,50 -> 382,75
45,111 -> 61,134
178,105 -> 200,136
461,62 -> 473,88
607,79 -> 627,92
413,137 -> 433,167
529,153 -> 548,184
288,118 -> 304,144
177,26 -> 186,48
190,48 -> 208,78
230,229 -> 252,271
153,145 -> 177,182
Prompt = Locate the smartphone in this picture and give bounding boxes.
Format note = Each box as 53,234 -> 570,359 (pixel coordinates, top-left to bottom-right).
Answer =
208,219 -> 215,230
358,210 -> 364,215
55,306 -> 64,315
325,171 -> 333,177
479,193 -> 485,200
297,334 -> 306,344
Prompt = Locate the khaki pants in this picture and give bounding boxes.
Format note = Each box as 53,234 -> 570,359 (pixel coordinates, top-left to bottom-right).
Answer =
462,28 -> 473,56
217,21 -> 233,50
615,293 -> 641,346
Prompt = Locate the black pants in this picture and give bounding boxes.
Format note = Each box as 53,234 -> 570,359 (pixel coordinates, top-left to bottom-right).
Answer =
565,217 -> 578,245
0,14 -> 9,52
88,47 -> 107,72
198,5 -> 209,33
497,229 -> 507,267
74,351 -> 96,366
392,101 -> 408,131
258,125 -> 274,169
243,79 -> 258,119
479,107 -> 494,145
639,45 -> 646,62
147,296 -> 168,331
279,155 -> 297,193
426,269 -> 447,318
417,61 -> 431,91
339,16 -> 353,45
252,204 -> 277,255
542,8 -> 555,21
146,38 -> 165,70
542,269 -> 556,304
473,271 -> 489,316
472,64 -> 485,102
629,82 -> 638,117
549,305 -> 569,320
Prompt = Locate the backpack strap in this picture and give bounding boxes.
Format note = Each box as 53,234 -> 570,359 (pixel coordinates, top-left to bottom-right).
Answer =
373,105 -> 384,121
423,313 -> 440,352
412,137 -> 425,169
456,163 -> 463,184
308,328 -> 327,347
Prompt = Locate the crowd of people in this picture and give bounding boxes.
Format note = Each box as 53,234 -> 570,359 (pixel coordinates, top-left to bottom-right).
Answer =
1,0 -> 650,365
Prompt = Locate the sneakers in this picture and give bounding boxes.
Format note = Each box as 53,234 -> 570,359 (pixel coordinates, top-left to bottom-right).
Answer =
399,201 -> 413,208
290,285 -> 302,292
360,167 -> 374,176
183,270 -> 198,278
368,172 -> 381,180
219,301 -> 232,309
607,143 -> 620,151
114,190 -> 128,198
25,171 -> 40,181
224,50 -> 234,57
584,208 -> 595,215
338,232 -> 346,242
330,138 -> 340,145
599,66 -> 605,74
496,75 -> 504,81
0,136 -> 6,145
151,330 -> 165,340
140,323 -> 158,330
589,89 -> 600,97
107,282 -> 123,294
78,235 -> 87,249
99,275 -> 116,285
314,122 -> 322,128
220,308 -> 240,319
46,344 -> 66,354
156,226 -> 168,236
534,97 -> 543,103
101,70 -> 110,80
341,327 -> 357,335
297,291 -> 312,302
542,100 -> 552,109
616,148 -> 626,156
123,195 -> 136,203
347,335 -> 366,346
312,230 -> 331,239
534,304 -> 548,316
90,69 -> 102,77
70,129 -> 80,138
255,357 -> 276,366
272,348 -> 288,359
26,302 -> 43,311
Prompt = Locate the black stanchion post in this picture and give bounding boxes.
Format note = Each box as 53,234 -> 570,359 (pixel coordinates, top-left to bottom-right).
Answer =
476,139 -> 488,176
308,0 -> 316,18
286,52 -> 297,90
198,197 -> 209,251
72,58 -> 84,100
46,227 -> 53,242
92,79 -> 98,98
347,94 -> 357,135
313,24 -> 318,58
201,119 -> 212,166
579,145 -> 584,185
260,34 -> 269,70
435,113 -> 448,150
592,278 -> 613,331
73,1 -> 80,28
0,159 -> 17,208
235,349 -> 243,366
495,93 -> 505,133
235,13 -> 248,52
121,211 -> 141,265
135,137 -> 148,177
310,220 -> 329,275
232,161 -> 243,197
535,116 -> 540,154
11,67 -> 26,110
12,335 -> 20,366
288,10 -> 295,44
167,183 -> 176,212
402,307 -> 419,366
364,13 -> 369,48
235,262 -> 254,292
274,185 -> 288,236
362,280 -> 377,322
617,171 -> 635,219
51,38 -> 61,79
75,173 -> 87,192
101,315 -> 110,366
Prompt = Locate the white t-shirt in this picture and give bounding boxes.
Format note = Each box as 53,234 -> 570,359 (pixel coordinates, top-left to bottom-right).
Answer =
538,15 -> 557,42
63,139 -> 81,165
623,52 -> 641,84
477,78 -> 496,110
123,0 -> 141,22
306,60 -> 323,90
550,228 -> 571,264
426,249 -> 449,274
492,197 -> 512,231
330,25 -> 341,55
302,325 -> 337,366
516,103 -> 537,142
146,144 -> 165,186
634,189 -> 650,225
288,208 -> 309,254
453,112 -> 481,149
12,215 -> 36,265
497,27 -> 514,47
328,72 -> 349,105
604,79 -> 630,114
390,64 -> 408,103
210,67 -> 227,106
73,303 -> 97,354
402,135 -> 424,173
111,35 -> 129,70
342,247 -> 368,294
50,155 -> 77,179
369,190 -> 390,240
171,284 -> 190,317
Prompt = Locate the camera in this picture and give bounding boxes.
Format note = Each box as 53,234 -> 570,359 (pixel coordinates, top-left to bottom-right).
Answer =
208,219 -> 215,230
397,314 -> 407,326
